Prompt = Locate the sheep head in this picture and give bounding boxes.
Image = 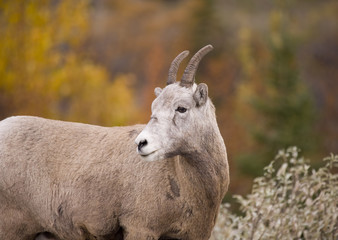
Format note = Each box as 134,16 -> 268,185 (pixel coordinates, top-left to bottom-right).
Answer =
135,45 -> 216,162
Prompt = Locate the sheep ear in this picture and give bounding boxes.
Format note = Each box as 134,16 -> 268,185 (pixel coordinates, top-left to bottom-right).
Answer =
154,87 -> 162,97
193,83 -> 208,106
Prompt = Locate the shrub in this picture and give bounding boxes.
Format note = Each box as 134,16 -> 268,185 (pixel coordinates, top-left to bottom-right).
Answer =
212,147 -> 338,240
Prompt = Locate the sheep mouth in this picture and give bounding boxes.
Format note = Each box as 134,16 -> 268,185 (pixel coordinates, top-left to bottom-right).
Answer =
138,150 -> 162,162
139,150 -> 157,157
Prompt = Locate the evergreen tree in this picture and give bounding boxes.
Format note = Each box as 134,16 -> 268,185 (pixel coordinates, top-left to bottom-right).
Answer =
236,7 -> 316,176
188,0 -> 225,52
253,10 -> 316,159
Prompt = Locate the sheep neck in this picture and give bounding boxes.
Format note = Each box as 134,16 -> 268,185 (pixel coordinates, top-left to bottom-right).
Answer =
176,126 -> 229,207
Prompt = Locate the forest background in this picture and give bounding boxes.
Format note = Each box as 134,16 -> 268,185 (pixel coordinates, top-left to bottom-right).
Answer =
0,0 -> 337,199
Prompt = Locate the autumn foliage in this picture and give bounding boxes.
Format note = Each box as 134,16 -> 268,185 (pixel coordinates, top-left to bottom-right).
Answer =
0,0 -> 138,126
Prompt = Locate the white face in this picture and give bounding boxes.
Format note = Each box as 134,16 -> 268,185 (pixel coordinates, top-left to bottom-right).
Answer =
135,82 -> 214,162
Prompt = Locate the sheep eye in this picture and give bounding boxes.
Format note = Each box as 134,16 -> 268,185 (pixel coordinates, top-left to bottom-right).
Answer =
176,106 -> 187,113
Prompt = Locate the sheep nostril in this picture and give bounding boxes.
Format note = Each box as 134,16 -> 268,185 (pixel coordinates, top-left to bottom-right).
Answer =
138,139 -> 148,151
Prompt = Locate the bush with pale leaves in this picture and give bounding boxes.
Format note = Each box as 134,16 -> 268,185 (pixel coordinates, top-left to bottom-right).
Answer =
211,147 -> 338,240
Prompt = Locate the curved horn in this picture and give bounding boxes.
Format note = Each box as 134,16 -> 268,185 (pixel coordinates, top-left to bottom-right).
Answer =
180,45 -> 213,87
167,50 -> 190,85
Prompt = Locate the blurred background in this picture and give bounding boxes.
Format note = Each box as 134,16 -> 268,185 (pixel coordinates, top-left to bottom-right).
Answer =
0,0 -> 337,198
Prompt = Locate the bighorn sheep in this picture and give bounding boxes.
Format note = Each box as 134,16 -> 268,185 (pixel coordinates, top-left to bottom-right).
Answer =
0,45 -> 229,240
